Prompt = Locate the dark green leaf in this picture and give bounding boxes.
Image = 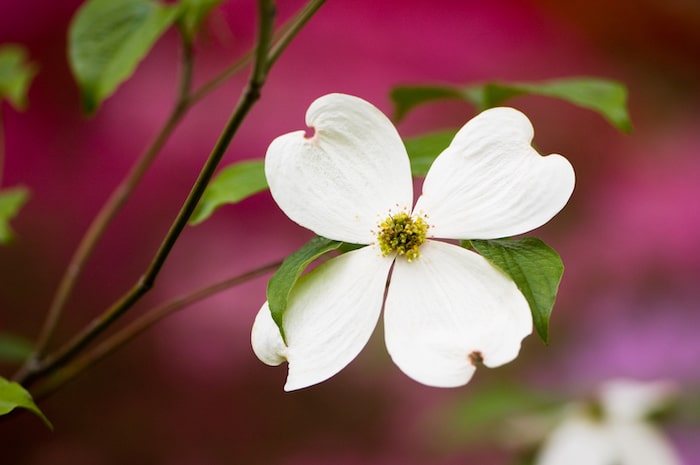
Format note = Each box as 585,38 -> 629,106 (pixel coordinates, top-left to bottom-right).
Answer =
467,78 -> 632,132
68,0 -> 180,113
462,82 -> 527,110
0,333 -> 33,364
391,77 -> 632,132
0,45 -> 37,110
0,187 -> 30,244
471,238 -> 564,343
404,130 -> 456,176
267,236 -> 343,342
390,85 -> 464,122
190,160 -> 267,225
177,0 -> 223,41
337,242 -> 365,254
0,376 -> 52,429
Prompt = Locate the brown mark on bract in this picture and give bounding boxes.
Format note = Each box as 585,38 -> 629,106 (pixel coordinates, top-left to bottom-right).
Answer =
468,351 -> 484,366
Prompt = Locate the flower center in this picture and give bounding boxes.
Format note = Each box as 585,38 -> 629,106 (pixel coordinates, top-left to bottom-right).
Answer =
376,212 -> 428,261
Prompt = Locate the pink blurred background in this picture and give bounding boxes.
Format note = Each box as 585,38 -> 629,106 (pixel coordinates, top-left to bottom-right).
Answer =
1,0 -> 699,463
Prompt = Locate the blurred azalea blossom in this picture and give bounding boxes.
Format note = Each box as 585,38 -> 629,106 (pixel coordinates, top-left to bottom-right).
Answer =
251,93 -> 575,391
535,379 -> 682,465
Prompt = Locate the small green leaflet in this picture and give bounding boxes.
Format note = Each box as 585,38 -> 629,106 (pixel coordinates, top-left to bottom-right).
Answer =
267,236 -> 343,342
177,0 -> 223,41
391,77 -> 632,133
190,160 -> 268,225
390,85 -> 464,122
0,333 -> 33,364
0,45 -> 37,110
68,0 -> 180,113
470,238 -> 564,344
404,130 -> 455,176
0,376 -> 52,429
0,187 -> 30,244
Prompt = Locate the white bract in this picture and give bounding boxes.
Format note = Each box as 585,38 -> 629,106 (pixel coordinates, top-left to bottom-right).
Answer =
251,93 -> 575,391
535,379 -> 681,465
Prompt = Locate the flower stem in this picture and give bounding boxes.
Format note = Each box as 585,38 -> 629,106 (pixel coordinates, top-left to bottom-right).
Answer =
31,260 -> 281,399
15,0 -> 280,387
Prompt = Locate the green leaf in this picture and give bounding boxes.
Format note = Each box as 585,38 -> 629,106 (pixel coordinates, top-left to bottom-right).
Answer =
189,160 -> 268,225
68,0 -> 180,113
0,44 -> 37,110
390,85 -> 464,122
404,130 -> 456,176
391,77 -> 632,132
468,78 -> 632,132
0,187 -> 30,244
0,376 -> 52,429
177,0 -> 223,41
461,82 -> 526,110
267,236 -> 343,342
470,238 -> 564,343
0,333 -> 33,364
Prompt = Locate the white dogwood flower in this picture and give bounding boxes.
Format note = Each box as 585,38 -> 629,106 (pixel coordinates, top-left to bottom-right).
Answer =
251,93 -> 575,391
535,379 -> 681,465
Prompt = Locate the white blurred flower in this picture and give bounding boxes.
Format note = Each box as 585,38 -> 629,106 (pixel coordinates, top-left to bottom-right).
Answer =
535,379 -> 682,465
251,93 -> 575,391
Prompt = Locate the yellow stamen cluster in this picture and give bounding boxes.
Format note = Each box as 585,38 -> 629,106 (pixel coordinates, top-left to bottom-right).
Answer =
377,212 -> 428,261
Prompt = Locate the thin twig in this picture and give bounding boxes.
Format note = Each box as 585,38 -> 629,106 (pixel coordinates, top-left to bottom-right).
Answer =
23,36 -> 196,370
187,0 -> 326,106
32,260 -> 281,399
265,0 -> 325,68
187,50 -> 253,106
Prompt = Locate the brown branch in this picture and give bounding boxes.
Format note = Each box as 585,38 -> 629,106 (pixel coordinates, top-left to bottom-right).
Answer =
32,260 -> 281,399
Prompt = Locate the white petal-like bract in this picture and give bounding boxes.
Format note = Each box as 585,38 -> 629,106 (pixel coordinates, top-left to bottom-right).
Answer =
535,415 -> 616,465
254,245 -> 393,391
265,93 -> 413,244
535,379 -> 682,465
599,378 -> 677,422
251,303 -> 288,366
612,422 -> 683,465
535,410 -> 682,465
414,107 -> 575,239
383,240 -> 532,387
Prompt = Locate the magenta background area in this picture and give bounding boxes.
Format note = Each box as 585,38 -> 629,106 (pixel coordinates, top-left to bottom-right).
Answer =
1,1 -> 699,464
